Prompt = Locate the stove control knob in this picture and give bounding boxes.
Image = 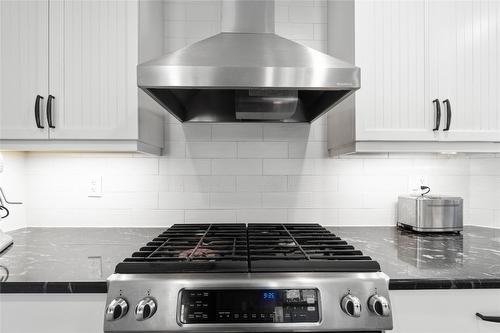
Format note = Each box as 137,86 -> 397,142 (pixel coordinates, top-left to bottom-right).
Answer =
368,294 -> 390,317
341,294 -> 361,317
105,297 -> 129,321
135,297 -> 157,321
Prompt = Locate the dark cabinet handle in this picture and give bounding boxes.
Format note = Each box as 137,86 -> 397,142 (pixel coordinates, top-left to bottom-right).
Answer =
34,95 -> 44,129
432,99 -> 441,131
476,312 -> 500,323
47,95 -> 55,128
443,99 -> 451,131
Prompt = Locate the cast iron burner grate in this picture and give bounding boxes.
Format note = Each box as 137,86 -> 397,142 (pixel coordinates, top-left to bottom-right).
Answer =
114,223 -> 380,274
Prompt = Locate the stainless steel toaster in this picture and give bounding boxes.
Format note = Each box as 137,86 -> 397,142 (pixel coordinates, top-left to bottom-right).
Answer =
397,195 -> 463,233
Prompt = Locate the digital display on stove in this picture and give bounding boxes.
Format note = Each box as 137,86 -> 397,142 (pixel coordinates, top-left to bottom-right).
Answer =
180,288 -> 319,324
262,291 -> 276,300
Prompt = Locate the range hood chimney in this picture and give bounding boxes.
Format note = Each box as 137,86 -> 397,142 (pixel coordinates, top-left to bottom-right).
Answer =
138,0 -> 360,123
221,0 -> 275,34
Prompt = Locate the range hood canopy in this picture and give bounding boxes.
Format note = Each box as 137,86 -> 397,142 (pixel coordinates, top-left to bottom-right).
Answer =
138,0 -> 360,123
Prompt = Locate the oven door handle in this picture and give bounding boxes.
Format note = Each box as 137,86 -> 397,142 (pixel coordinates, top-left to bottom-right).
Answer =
476,312 -> 500,323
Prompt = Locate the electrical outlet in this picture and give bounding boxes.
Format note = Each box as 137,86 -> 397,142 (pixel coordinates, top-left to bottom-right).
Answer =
409,175 -> 428,193
88,176 -> 102,197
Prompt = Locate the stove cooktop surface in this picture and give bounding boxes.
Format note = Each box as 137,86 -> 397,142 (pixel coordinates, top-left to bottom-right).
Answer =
114,223 -> 381,274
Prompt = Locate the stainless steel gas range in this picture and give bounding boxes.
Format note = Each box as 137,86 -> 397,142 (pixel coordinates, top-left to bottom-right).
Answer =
104,224 -> 393,332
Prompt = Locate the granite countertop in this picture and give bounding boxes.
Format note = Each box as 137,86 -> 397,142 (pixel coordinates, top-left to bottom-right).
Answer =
1,226 -> 499,293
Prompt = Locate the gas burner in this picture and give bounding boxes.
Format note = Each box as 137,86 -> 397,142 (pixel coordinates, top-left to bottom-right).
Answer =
115,224 -> 380,274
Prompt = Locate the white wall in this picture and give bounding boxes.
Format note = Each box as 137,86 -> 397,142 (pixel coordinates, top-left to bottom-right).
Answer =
3,0 -> 500,229
0,152 -> 27,231
469,157 -> 500,228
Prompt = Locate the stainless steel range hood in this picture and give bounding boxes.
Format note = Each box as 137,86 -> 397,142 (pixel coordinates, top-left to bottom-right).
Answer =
138,0 -> 360,123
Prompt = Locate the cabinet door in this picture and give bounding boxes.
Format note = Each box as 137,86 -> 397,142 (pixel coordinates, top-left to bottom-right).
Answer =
429,0 -> 500,142
0,0 -> 49,140
48,0 -> 138,140
355,0 -> 437,141
391,289 -> 500,333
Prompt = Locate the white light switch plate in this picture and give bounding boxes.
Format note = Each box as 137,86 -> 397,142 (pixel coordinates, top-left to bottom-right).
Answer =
88,176 -> 102,197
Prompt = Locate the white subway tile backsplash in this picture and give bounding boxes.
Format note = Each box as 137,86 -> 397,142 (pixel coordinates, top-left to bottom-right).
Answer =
158,175 -> 184,192
468,209 -> 496,228
262,192 -> 314,209
183,176 -> 235,192
159,159 -> 211,175
288,6 -> 325,23
26,174 -> 86,193
212,159 -> 262,175
237,176 -> 288,192
162,141 -> 187,158
263,159 -> 315,175
185,209 -> 236,223
469,191 -> 500,209
313,192 -> 361,209
361,193 -> 398,210
363,159 -> 414,175
313,23 -> 326,40
212,124 -> 263,141
338,209 -> 396,226
20,153 -> 500,227
186,21 -> 220,39
314,159 -> 364,175
470,176 -> 500,193
237,209 -> 287,223
164,1 -> 186,21
276,23 -> 314,40
289,141 -> 328,159
164,20 -> 186,38
186,142 -> 237,159
104,175 -> 160,193
287,209 -> 338,224
288,175 -> 337,192
426,175 -> 470,195
185,1 -> 221,21
104,158 -> 159,175
275,5 -> 289,22
237,142 -> 288,158
471,158 -> 500,175
413,158 -> 470,175
338,175 -> 407,193
99,192 -> 160,210
210,193 -> 261,209
159,192 -> 210,209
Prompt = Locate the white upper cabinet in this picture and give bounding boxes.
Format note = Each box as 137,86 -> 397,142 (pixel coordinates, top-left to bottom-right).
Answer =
48,0 -> 139,140
328,0 -> 500,154
428,0 -> 500,142
0,0 -> 49,140
0,0 -> 164,154
354,0 -> 435,142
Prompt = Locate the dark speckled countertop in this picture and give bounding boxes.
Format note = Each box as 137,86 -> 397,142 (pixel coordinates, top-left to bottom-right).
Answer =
1,226 -> 499,293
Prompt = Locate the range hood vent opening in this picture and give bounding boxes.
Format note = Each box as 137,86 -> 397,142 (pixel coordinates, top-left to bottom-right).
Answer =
138,0 -> 360,123
235,90 -> 298,120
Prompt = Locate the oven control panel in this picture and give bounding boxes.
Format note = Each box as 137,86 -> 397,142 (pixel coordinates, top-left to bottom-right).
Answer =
179,289 -> 320,324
